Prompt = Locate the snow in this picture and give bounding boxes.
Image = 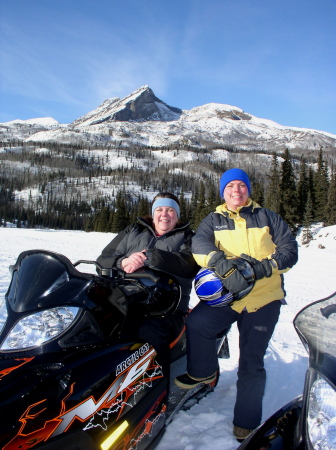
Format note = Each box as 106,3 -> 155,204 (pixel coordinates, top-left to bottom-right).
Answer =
0,224 -> 336,449
154,101 -> 181,121
3,117 -> 61,127
70,97 -> 120,126
4,85 -> 333,151
187,103 -> 245,116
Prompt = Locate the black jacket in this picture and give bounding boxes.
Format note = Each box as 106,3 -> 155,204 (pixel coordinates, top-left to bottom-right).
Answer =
97,217 -> 199,312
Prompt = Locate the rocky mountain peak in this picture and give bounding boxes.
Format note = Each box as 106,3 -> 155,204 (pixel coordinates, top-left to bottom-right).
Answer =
71,85 -> 182,127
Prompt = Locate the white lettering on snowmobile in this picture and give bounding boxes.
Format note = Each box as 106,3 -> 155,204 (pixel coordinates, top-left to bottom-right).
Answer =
51,346 -> 156,437
116,343 -> 149,376
117,348 -> 153,393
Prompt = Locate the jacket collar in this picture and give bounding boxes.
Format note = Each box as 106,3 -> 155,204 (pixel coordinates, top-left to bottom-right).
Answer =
215,199 -> 259,217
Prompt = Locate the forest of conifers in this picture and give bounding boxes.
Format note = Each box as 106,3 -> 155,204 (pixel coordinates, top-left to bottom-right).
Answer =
1,143 -> 335,239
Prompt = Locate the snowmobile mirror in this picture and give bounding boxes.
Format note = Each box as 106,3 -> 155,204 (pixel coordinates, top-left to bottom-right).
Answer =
73,259 -> 118,278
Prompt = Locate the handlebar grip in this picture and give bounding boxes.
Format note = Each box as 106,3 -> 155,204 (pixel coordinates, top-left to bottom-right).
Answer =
73,260 -> 160,283
124,271 -> 160,283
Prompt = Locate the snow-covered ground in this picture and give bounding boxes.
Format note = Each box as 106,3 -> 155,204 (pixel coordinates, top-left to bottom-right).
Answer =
0,224 -> 335,449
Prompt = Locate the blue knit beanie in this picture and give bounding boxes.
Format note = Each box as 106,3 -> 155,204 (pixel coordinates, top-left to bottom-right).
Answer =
219,168 -> 251,198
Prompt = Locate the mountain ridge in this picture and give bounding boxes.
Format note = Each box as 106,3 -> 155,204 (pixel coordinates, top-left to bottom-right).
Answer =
1,85 -> 335,155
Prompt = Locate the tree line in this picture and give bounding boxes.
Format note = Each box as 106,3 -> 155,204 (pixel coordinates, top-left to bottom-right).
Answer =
1,145 -> 335,239
87,147 -> 336,235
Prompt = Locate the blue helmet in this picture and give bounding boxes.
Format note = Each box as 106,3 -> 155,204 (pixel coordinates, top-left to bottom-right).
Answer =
194,259 -> 255,307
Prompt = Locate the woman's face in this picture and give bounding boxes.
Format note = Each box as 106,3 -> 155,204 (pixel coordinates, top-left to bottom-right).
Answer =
153,206 -> 178,235
223,180 -> 249,211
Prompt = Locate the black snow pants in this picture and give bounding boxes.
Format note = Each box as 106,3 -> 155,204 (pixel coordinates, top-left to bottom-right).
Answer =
185,300 -> 281,429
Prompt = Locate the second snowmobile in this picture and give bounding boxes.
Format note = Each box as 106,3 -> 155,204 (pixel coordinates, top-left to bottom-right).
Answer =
237,290 -> 336,449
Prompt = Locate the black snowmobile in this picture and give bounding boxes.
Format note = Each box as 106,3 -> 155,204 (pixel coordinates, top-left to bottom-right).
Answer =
238,290 -> 336,450
0,249 -> 228,450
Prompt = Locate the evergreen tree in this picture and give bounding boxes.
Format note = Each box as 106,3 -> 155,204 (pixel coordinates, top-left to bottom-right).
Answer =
314,148 -> 329,222
251,180 -> 264,206
308,166 -> 316,209
179,192 -> 188,223
128,201 -> 138,224
137,196 -> 150,217
205,181 -> 220,216
194,181 -> 206,228
112,191 -> 130,232
325,168 -> 336,225
279,149 -> 298,229
84,214 -> 95,232
265,153 -> 281,213
189,185 -> 199,229
96,207 -> 110,232
302,191 -> 314,244
107,209 -> 115,231
296,160 -> 309,224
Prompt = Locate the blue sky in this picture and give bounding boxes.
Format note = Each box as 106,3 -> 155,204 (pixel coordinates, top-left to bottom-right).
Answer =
1,0 -> 335,134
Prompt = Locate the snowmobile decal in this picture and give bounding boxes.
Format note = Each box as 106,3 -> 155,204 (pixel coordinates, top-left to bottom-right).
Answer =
3,387 -> 75,450
116,343 -> 150,375
0,357 -> 34,380
82,347 -> 163,433
4,346 -> 163,449
118,394 -> 166,450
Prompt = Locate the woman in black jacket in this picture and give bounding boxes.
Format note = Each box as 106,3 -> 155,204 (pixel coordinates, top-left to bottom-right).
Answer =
97,192 -> 199,375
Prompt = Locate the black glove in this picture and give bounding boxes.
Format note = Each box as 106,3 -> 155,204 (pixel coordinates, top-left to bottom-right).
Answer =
208,252 -> 249,294
145,249 -> 156,265
240,254 -> 273,280
145,248 -> 167,269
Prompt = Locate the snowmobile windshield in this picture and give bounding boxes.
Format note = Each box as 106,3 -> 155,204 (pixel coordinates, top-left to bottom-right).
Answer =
6,251 -> 92,313
294,291 -> 336,363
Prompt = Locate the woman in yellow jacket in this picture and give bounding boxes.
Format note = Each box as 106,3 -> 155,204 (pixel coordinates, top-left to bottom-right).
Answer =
175,168 -> 298,442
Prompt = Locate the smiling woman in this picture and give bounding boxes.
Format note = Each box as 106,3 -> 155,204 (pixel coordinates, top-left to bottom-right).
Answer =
96,191 -> 199,377
152,196 -> 180,236
175,168 -> 299,442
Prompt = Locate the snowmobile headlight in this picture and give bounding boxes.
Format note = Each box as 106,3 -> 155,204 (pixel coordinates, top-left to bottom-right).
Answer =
0,306 -> 81,351
0,297 -> 8,334
307,373 -> 336,448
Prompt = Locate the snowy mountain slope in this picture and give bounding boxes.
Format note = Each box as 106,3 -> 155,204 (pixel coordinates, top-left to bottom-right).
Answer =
2,86 -> 335,154
4,117 -> 61,127
5,145 -> 278,209
0,117 -> 63,141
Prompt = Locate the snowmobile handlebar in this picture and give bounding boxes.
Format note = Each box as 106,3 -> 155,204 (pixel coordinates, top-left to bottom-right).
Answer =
73,259 -> 161,283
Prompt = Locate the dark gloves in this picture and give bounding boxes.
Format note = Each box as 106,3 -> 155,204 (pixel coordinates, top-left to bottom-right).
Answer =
145,249 -> 169,272
240,254 -> 274,280
145,248 -> 199,278
145,249 -> 159,266
208,252 -> 249,294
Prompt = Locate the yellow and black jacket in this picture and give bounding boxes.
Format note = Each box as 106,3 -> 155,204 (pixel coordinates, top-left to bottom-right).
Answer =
192,200 -> 298,313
